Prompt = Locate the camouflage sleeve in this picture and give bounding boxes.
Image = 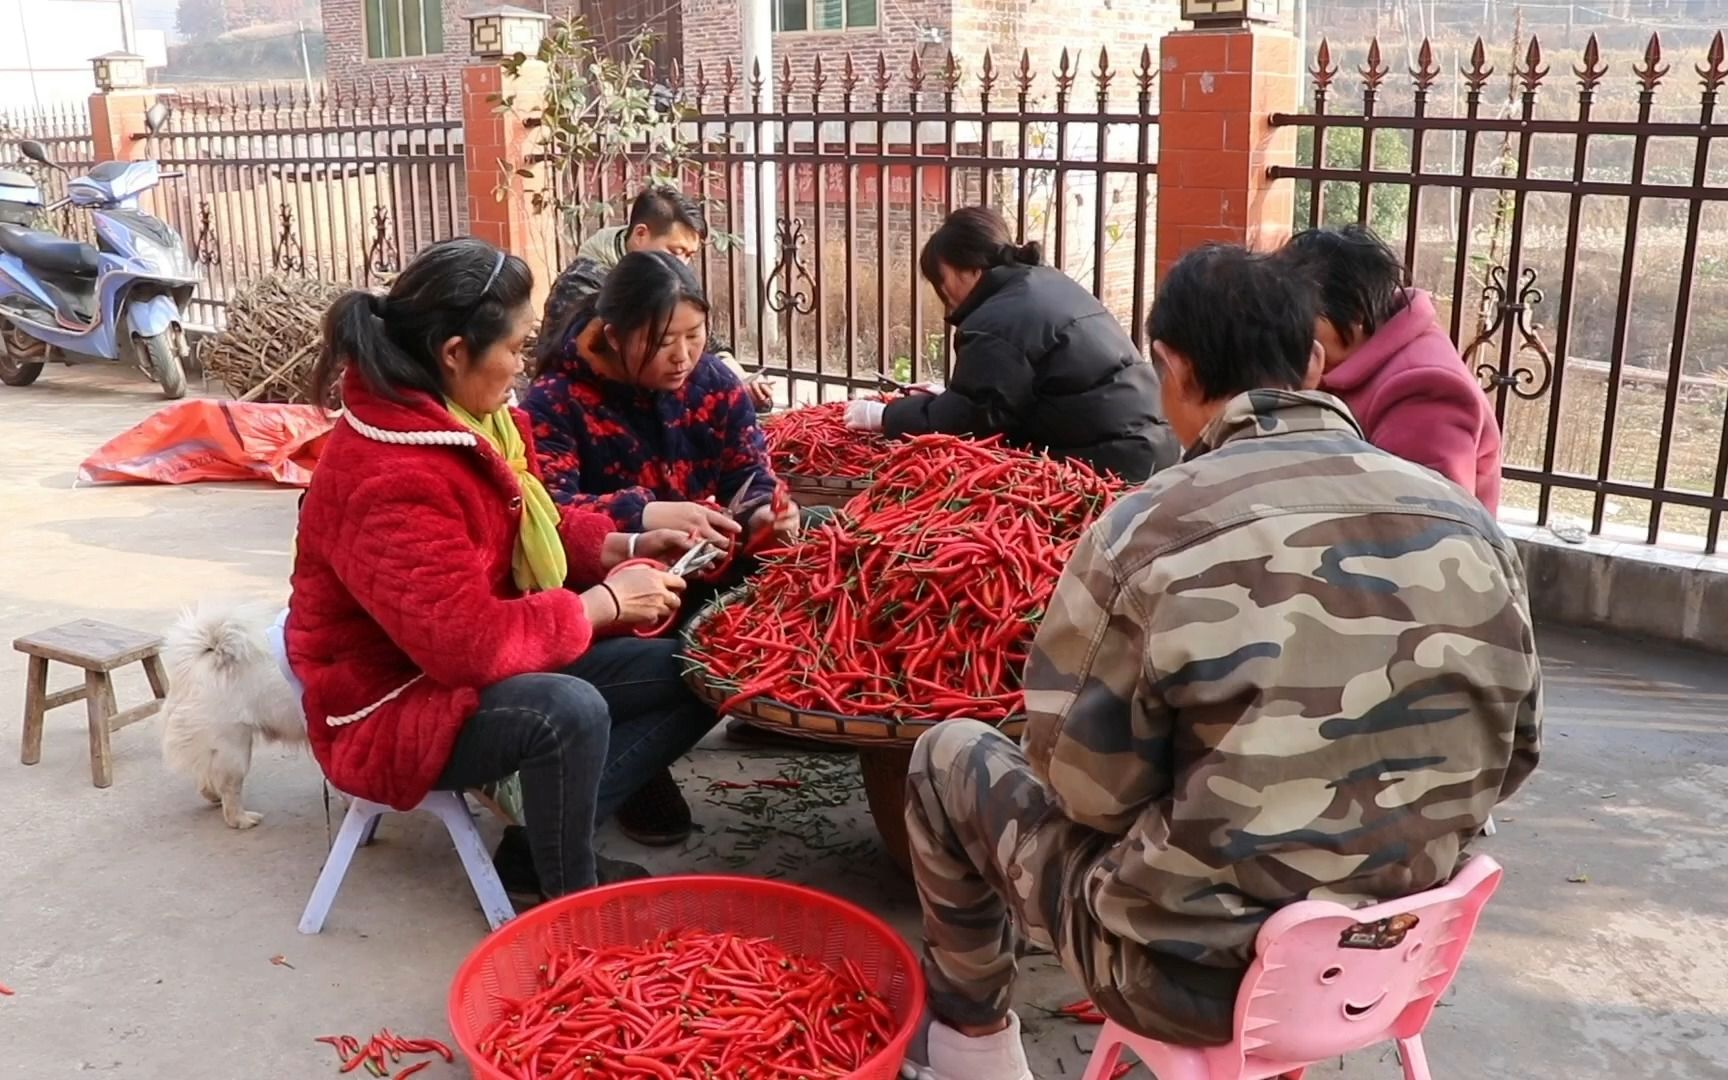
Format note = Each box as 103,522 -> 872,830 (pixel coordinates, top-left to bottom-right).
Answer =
1021,525 -> 1173,835
1497,540 -> 1544,801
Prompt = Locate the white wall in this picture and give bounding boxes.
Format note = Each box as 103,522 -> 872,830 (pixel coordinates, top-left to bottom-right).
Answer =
0,0 -> 132,108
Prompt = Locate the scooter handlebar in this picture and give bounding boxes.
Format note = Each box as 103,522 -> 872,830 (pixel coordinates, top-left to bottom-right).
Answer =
158,171 -> 185,180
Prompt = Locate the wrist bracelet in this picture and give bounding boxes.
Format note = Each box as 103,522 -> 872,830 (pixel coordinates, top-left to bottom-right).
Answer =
599,582 -> 622,621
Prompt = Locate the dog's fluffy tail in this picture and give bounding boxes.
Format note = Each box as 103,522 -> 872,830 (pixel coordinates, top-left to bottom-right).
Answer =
159,599 -> 278,778
163,598 -> 273,685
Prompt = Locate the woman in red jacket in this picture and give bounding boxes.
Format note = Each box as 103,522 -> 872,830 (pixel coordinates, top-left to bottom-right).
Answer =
287,237 -> 713,897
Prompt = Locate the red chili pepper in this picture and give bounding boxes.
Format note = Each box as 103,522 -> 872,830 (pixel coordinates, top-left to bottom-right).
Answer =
394,1063 -> 432,1080
761,401 -> 894,479
476,929 -> 892,1077
687,434 -> 1124,723
0,983 -> 13,997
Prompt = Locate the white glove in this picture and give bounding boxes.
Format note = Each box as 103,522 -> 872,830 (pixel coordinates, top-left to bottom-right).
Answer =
845,398 -> 887,431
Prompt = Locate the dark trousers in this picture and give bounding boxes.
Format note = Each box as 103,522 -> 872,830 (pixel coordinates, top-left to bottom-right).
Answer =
434,637 -> 715,896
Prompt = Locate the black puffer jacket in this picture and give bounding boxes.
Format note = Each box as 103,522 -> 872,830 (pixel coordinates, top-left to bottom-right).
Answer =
882,264 -> 1178,481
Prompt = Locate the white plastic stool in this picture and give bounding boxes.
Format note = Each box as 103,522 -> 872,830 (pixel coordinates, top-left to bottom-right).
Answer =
298,789 -> 516,934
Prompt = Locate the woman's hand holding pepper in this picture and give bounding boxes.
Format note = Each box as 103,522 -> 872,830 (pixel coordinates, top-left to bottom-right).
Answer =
749,497 -> 801,543
601,529 -> 695,570
584,564 -> 685,629
641,501 -> 743,547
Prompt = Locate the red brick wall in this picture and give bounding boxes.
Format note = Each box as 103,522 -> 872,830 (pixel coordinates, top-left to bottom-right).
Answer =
322,0 -> 584,87
682,0 -> 953,108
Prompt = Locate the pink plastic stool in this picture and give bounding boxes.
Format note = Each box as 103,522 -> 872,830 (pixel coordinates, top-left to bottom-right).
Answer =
1081,855 -> 1503,1080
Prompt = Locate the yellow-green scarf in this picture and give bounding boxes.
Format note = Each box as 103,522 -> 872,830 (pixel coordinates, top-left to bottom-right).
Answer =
446,399 -> 568,593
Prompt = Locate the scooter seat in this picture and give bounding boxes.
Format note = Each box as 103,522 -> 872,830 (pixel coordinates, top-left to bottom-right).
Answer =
0,223 -> 99,277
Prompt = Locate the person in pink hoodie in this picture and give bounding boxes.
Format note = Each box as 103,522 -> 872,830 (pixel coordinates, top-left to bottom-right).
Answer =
1278,225 -> 1503,513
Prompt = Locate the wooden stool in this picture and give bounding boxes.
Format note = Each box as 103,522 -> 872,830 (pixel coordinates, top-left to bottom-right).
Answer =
15,619 -> 169,788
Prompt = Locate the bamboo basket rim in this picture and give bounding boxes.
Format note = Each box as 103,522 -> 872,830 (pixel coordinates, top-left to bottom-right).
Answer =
680,586 -> 1027,747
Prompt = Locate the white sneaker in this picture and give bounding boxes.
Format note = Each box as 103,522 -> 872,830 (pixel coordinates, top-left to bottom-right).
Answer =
899,1011 -> 1034,1080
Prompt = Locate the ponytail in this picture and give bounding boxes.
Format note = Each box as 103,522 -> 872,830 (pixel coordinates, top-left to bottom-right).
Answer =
920,206 -> 1041,288
309,237 -> 533,406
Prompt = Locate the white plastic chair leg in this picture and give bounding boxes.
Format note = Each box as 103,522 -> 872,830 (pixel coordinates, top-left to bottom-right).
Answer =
1481,814 -> 1498,837
298,796 -> 386,934
360,813 -> 382,846
424,791 -> 516,931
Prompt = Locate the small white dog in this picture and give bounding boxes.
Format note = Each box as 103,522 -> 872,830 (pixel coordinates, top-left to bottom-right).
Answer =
159,599 -> 307,829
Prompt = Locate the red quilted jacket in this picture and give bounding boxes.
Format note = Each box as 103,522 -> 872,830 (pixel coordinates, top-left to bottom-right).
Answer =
286,369 -> 615,809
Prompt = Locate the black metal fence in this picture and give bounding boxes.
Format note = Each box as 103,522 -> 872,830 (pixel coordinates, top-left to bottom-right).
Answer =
150,76 -> 468,327
554,48 -> 1161,401
0,101 -> 97,243
1273,31 -> 1728,553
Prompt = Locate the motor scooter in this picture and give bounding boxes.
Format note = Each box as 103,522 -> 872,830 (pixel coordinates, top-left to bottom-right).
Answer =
0,103 -> 196,398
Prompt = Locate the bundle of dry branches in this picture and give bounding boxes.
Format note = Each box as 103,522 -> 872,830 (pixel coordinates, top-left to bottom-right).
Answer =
201,275 -> 351,405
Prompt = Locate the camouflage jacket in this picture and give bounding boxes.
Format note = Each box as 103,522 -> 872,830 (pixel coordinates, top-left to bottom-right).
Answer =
1022,389 -> 1542,972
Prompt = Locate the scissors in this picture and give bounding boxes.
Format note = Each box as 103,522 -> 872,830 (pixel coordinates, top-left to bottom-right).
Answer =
668,539 -> 728,579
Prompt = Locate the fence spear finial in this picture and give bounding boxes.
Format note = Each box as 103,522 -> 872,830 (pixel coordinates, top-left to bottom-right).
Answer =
1635,33 -> 1669,93
1699,31 -> 1726,93
1575,33 -> 1607,92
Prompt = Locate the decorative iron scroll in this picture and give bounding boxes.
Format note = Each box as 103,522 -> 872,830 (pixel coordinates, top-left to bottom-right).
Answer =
365,204 -> 398,278
191,200 -> 220,267
270,202 -> 304,274
765,216 -> 816,316
1465,265 -> 1554,401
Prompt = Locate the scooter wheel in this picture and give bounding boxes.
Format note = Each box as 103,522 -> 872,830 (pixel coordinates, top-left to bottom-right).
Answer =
0,352 -> 43,387
137,332 -> 186,400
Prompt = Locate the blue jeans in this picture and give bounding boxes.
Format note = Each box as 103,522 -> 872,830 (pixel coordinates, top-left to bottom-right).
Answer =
434,637 -> 715,896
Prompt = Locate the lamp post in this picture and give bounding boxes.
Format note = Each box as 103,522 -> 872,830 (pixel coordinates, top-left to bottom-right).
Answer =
463,5 -> 552,61
90,51 -> 148,93
1177,0 -> 1279,26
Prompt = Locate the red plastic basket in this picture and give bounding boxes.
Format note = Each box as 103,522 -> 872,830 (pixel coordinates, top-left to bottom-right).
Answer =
448,875 -> 925,1080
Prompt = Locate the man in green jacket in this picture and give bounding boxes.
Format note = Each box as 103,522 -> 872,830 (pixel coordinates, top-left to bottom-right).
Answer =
899,244 -> 1542,1080
538,186 -> 775,409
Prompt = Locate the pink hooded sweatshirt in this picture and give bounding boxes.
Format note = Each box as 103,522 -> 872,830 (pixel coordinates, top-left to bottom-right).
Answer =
1321,289 -> 1503,514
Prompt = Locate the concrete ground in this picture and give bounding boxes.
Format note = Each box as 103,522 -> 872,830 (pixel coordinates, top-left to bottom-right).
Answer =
2,366 -> 1726,1079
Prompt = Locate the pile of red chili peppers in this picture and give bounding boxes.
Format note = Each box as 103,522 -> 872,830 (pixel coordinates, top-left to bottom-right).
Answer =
313,1029 -> 454,1077
688,435 -> 1123,722
476,929 -> 894,1079
761,403 -> 892,480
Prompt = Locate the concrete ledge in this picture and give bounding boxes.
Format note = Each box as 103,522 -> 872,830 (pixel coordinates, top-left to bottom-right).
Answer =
1506,522 -> 1728,654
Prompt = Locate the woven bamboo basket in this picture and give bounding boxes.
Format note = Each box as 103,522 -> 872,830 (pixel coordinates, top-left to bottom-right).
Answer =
780,471 -> 872,511
681,589 -> 1026,874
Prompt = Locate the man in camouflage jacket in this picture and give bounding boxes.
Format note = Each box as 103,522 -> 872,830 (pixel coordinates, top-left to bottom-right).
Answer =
901,245 -> 1542,1080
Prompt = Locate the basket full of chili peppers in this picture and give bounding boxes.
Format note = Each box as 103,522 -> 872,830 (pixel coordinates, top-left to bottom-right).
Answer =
761,402 -> 893,509
681,434 -> 1124,743
448,875 -> 922,1080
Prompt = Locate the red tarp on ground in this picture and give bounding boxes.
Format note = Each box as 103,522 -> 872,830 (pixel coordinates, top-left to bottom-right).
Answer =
77,400 -> 336,488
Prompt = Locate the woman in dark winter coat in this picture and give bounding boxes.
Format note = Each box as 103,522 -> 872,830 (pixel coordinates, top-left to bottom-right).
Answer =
844,207 -> 1179,482
288,238 -> 715,901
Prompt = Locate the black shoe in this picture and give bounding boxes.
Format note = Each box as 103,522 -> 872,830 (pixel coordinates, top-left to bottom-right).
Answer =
615,768 -> 694,847
492,825 -> 540,899
597,855 -> 651,884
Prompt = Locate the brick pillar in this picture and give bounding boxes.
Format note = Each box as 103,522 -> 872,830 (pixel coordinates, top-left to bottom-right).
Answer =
1154,25 -> 1300,282
88,90 -> 167,164
462,59 -> 557,311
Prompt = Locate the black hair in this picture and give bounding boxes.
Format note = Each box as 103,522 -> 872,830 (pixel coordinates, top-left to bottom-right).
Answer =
1146,244 -> 1318,402
918,206 -> 1043,287
628,185 -> 709,240
311,237 -> 532,405
538,250 -> 710,381
1278,223 -> 1410,340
